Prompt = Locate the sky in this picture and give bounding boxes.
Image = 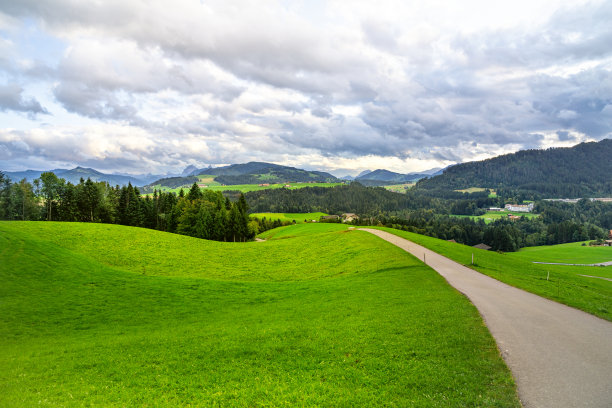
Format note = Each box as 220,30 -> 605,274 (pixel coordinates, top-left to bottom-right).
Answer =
0,0 -> 611,177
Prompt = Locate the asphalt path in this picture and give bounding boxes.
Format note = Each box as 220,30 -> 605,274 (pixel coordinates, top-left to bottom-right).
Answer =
360,228 -> 612,408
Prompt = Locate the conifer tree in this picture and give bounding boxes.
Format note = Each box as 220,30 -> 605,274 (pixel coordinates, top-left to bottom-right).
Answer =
187,182 -> 203,201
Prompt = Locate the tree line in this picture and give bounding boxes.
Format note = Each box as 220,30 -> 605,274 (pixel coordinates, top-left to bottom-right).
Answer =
0,171 -> 261,242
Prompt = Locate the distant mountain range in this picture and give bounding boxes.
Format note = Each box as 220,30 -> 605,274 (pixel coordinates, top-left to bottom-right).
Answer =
354,167 -> 444,186
2,162 -> 448,189
2,167 -> 163,186
416,139 -> 612,197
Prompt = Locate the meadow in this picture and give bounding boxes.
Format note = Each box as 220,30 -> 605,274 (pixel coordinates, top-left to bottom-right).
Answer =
0,222 -> 519,407
508,241 -> 612,265
250,212 -> 328,224
148,175 -> 343,194
455,187 -> 497,198
383,183 -> 415,193
451,210 -> 540,224
368,227 -> 612,321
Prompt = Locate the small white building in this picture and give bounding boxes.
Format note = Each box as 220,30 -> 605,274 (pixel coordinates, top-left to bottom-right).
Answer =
504,203 -> 534,213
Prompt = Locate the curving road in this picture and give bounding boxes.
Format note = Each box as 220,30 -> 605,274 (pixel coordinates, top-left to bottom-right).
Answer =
360,228 -> 612,408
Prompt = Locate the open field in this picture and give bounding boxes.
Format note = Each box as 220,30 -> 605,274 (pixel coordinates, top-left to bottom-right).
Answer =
250,212 -> 328,224
0,222 -> 519,407
383,183 -> 414,193
452,210 -> 540,224
455,187 -> 497,197
508,241 -> 612,265
366,227 -> 612,321
148,176 -> 343,194
258,223 -> 349,240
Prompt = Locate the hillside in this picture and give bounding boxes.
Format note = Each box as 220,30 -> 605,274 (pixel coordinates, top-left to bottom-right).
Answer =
147,161 -> 339,188
416,139 -> 612,197
198,161 -> 338,185
0,222 -> 518,406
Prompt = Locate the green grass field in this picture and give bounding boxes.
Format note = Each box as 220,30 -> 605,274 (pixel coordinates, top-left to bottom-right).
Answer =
383,183 -> 415,193
454,187 -> 497,197
149,176 -> 343,194
250,212 -> 329,224
508,241 -> 612,264
452,210 -> 540,224
367,227 -> 612,321
0,222 -> 519,407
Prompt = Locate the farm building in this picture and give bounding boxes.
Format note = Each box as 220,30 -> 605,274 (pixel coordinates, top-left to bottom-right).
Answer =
473,243 -> 492,250
488,207 -> 503,211
504,203 -> 534,213
342,213 -> 359,222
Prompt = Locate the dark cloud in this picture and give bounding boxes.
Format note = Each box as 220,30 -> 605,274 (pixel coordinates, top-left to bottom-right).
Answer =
0,84 -> 48,116
529,68 -> 612,137
452,1 -> 612,70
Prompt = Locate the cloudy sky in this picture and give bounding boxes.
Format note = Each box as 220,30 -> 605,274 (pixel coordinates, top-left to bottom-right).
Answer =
0,0 -> 611,176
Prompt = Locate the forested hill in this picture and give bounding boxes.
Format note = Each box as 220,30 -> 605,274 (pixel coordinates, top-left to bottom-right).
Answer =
415,139 -> 612,197
148,162 -> 339,187
200,162 -> 338,184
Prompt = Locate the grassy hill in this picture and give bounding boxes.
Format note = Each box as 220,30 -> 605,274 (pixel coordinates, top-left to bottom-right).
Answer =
145,162 -> 340,192
144,176 -> 342,195
0,222 -> 519,406
368,227 -> 612,321
508,241 -> 612,265
416,139 -> 612,197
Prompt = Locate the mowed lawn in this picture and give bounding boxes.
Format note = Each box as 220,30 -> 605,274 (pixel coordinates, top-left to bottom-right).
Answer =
368,227 -> 612,321
508,241 -> 612,264
0,222 -> 519,407
250,212 -> 329,224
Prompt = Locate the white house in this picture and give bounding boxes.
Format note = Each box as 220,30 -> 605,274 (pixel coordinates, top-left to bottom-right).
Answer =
504,203 -> 534,213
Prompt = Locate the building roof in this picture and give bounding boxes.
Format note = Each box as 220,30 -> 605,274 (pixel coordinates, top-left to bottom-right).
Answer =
473,243 -> 492,250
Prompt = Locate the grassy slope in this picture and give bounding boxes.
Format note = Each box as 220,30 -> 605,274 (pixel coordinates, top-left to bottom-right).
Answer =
451,211 -> 540,224
250,212 -> 329,224
150,180 -> 342,194
383,183 -> 415,193
367,227 -> 612,321
508,241 -> 612,264
0,222 -> 519,407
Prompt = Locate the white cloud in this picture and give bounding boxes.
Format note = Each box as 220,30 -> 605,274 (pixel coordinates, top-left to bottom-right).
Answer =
0,0 -> 611,174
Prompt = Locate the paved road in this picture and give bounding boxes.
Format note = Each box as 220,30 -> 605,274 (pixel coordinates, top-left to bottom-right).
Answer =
360,229 -> 612,408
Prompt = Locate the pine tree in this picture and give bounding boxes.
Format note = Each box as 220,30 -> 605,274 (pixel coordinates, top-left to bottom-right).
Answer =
187,182 -> 203,201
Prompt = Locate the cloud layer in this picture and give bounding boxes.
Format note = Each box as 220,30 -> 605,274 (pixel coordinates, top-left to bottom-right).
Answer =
0,0 -> 611,175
